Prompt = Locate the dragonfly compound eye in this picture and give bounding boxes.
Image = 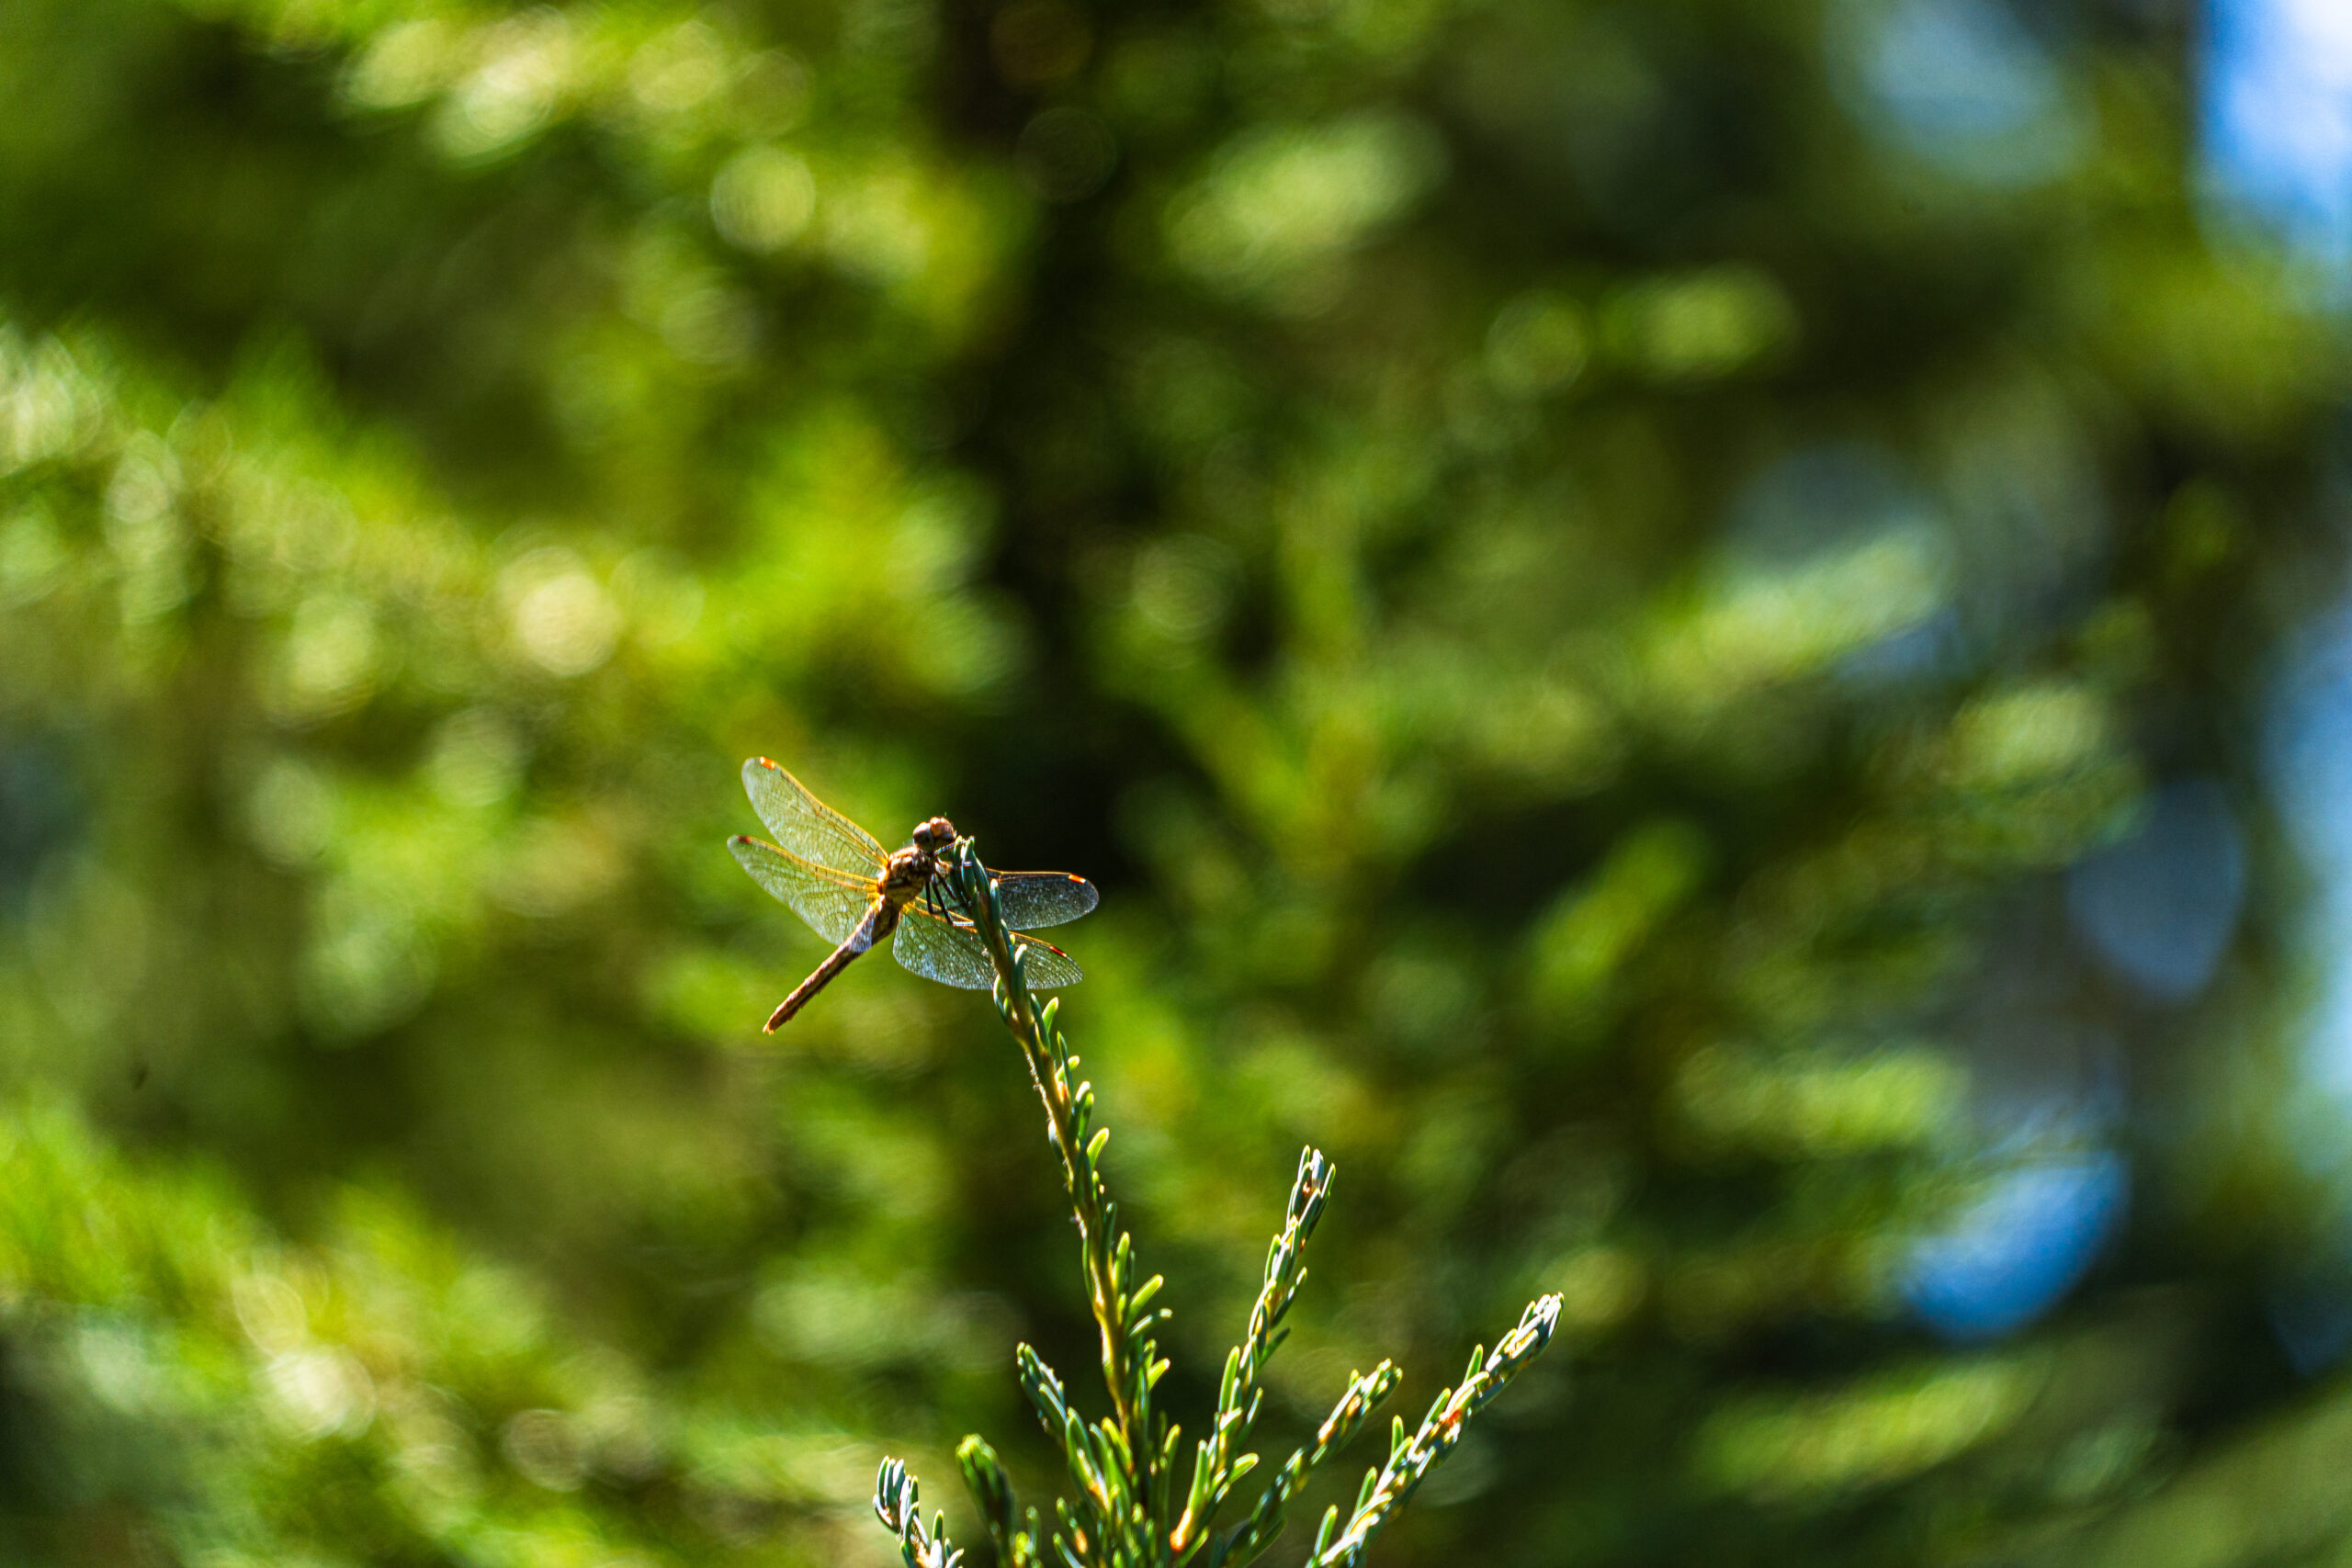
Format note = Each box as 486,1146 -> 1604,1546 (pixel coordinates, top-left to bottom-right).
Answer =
913,817 -> 957,852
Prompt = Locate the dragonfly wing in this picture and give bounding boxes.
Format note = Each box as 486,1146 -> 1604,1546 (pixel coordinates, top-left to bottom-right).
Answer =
730,835 -> 878,944
1012,933 -> 1083,990
893,908 -> 1086,990
994,872 -> 1100,931
741,758 -> 890,878
892,907 -> 998,989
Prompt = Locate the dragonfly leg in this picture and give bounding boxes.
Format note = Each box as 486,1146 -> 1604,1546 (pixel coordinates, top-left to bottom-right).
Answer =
934,869 -> 980,922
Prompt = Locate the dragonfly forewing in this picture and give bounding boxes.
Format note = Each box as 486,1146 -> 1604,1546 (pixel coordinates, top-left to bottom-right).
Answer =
730,835 -> 879,945
742,758 -> 891,878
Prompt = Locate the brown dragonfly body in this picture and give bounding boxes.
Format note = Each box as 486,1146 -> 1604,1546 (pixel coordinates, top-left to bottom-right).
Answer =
729,759 -> 1096,1030
763,813 -> 955,1029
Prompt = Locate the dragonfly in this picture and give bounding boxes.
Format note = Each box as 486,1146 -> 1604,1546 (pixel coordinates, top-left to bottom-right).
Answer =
729,758 -> 1098,1030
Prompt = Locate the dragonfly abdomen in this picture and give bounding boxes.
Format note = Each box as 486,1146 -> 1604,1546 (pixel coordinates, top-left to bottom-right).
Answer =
765,899 -> 898,1031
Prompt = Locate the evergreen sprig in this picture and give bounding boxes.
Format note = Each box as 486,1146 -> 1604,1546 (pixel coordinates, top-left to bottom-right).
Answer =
876,1458 -> 967,1568
1308,1296 -> 1564,1568
868,838 -> 1562,1568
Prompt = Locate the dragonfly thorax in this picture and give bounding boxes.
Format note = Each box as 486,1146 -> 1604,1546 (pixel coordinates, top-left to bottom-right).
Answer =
879,817 -> 959,904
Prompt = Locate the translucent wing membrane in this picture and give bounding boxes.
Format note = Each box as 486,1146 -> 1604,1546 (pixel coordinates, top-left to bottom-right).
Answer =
1009,933 -> 1084,989
730,836 -> 877,945
741,758 -> 888,878
891,908 -> 998,988
994,872 -> 1100,930
894,907 -> 1085,989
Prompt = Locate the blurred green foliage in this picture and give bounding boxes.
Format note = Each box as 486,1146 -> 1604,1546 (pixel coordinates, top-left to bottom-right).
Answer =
0,0 -> 2346,1565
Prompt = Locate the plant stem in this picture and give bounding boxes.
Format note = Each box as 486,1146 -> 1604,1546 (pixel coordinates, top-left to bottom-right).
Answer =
1170,1146 -> 1334,1561
930,837 -> 1558,1568
951,843 -> 1156,1535
1309,1295 -> 1561,1568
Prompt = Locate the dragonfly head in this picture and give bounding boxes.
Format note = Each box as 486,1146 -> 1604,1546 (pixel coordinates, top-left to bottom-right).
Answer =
910,816 -> 958,857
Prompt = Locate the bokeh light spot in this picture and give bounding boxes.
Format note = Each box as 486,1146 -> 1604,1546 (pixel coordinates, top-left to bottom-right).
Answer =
1906,1153 -> 2129,1339
425,708 -> 526,810
1601,265 -> 1796,381
1166,112 -> 1446,303
1485,290 -> 1589,396
1832,0 -> 2084,186
2066,779 -> 2245,1003
713,146 -> 818,254
503,548 -> 619,677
